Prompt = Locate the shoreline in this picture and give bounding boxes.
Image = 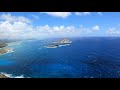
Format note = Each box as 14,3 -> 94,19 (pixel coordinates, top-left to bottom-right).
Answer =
44,44 -> 70,48
0,48 -> 14,55
0,72 -> 25,78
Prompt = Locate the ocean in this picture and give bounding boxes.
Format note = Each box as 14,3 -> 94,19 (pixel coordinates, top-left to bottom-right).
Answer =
0,37 -> 120,78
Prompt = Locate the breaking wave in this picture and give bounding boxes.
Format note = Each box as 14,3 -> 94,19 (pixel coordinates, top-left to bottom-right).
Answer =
59,44 -> 70,47
0,72 -> 29,78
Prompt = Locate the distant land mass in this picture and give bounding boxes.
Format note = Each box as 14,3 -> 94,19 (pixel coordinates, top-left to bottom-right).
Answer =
45,38 -> 72,48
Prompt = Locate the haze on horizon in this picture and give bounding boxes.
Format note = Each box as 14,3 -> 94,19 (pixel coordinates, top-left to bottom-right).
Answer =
0,12 -> 120,40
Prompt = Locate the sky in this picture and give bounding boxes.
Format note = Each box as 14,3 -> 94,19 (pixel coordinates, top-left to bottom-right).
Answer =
0,12 -> 120,39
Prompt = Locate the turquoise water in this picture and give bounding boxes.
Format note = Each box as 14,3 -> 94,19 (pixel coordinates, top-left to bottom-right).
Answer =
1,37 -> 120,78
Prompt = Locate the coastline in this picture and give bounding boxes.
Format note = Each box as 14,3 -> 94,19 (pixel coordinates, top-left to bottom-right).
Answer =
0,40 -> 18,55
44,46 -> 58,48
0,48 -> 14,55
0,73 -> 9,78
0,72 -> 25,78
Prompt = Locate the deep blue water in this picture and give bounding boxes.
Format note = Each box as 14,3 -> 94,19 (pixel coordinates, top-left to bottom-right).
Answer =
1,37 -> 120,78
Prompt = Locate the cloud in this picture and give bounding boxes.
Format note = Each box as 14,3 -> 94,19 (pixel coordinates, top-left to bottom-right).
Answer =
35,25 -> 99,37
41,12 -> 71,18
0,21 -> 34,39
97,12 -> 103,16
80,25 -> 100,33
75,12 -> 91,16
83,12 -> 91,15
0,13 -> 31,23
0,13 -> 100,39
75,12 -> 82,16
32,15 -> 40,20
106,27 -> 120,35
75,12 -> 103,16
92,25 -> 100,31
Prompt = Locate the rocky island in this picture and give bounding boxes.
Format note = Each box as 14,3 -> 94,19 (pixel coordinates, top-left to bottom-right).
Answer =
45,38 -> 72,48
54,38 -> 72,44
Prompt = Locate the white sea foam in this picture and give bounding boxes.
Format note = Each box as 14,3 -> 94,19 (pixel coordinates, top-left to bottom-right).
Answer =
6,48 -> 14,53
0,72 -> 29,78
59,44 -> 70,47
44,46 -> 57,48
46,47 -> 57,48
